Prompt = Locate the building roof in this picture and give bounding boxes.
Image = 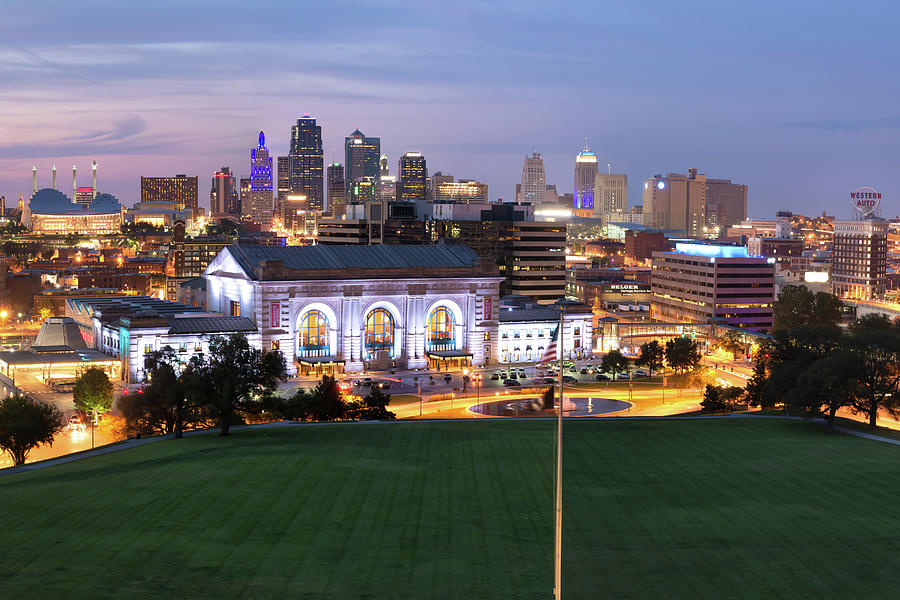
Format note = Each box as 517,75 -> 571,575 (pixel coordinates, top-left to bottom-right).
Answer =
225,244 -> 483,278
166,316 -> 256,334
179,277 -> 207,290
28,188 -> 122,215
32,317 -> 88,352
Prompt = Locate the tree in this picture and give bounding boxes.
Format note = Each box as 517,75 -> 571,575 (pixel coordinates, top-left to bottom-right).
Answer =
720,386 -> 745,411
189,334 -> 287,435
848,313 -> 893,333
665,338 -> 701,374
701,385 -> 725,412
635,341 -> 665,375
811,292 -> 843,327
73,368 -> 113,425
717,330 -> 748,360
601,350 -> 631,379
347,386 -> 396,421
789,350 -> 861,433
845,329 -> 900,430
39,247 -> 55,261
760,325 -> 843,412
772,285 -> 843,331
744,354 -> 771,409
285,376 -> 346,421
0,393 -> 64,466
143,346 -> 194,438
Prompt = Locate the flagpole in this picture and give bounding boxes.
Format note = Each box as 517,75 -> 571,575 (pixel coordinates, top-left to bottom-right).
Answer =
554,307 -> 563,599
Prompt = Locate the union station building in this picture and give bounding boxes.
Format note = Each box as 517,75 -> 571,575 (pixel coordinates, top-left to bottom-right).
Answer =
204,244 -> 504,375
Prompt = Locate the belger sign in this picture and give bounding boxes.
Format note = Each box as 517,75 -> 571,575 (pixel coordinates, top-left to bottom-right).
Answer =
850,186 -> 881,216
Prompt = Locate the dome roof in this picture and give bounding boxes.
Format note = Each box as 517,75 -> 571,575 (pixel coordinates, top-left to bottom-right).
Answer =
28,188 -> 74,214
90,193 -> 122,212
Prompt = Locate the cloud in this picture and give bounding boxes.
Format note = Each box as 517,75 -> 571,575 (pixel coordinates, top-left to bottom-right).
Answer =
777,117 -> 900,131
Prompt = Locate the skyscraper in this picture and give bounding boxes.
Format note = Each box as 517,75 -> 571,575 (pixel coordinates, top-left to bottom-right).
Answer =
344,129 -> 380,198
327,162 -> 345,217
705,178 -> 748,232
594,172 -> 628,216
397,152 -> 427,202
242,132 -> 274,228
210,167 -> 239,218
642,169 -> 706,237
574,141 -> 598,210
832,219 -> 887,301
518,151 -> 546,204
288,114 -> 324,212
276,156 -> 291,224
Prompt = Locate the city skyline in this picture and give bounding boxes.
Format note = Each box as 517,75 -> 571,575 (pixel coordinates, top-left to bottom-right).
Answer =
1,1 -> 898,217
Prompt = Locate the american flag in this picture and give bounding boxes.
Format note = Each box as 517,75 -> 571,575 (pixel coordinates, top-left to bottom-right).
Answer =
539,327 -> 559,365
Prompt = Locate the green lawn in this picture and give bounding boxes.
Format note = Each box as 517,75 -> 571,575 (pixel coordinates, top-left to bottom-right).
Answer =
1,419 -> 899,599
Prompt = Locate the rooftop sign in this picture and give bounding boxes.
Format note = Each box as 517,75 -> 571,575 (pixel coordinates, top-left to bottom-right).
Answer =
850,186 -> 881,217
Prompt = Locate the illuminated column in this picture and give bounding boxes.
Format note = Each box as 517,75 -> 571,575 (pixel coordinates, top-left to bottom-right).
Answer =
32,166 -> 37,193
73,165 -> 77,199
52,165 -> 57,190
92,160 -> 98,197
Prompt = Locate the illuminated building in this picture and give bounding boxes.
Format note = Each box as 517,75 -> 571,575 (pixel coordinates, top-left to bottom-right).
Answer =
433,178 -> 489,204
283,194 -> 309,232
344,129 -> 380,197
594,172 -> 627,216
574,141 -> 598,210
141,174 -> 198,209
397,152 -> 427,202
24,188 -> 123,235
327,162 -> 345,217
498,304 -> 592,363
644,169 -> 747,238
516,151 -> 546,204
651,242 -> 775,331
832,219 -> 887,301
242,132 -> 274,228
276,156 -> 290,222
210,167 -> 240,218
204,244 -> 502,373
288,114 -> 324,211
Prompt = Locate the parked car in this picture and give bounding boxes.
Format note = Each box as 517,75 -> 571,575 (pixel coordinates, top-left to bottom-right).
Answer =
579,367 -> 588,375
517,368 -> 527,377
503,379 -> 521,387
353,379 -> 362,387
67,415 -> 85,432
633,369 -> 649,378
498,371 -> 508,379
443,374 -> 452,383
363,378 -> 373,387
542,377 -> 555,384
568,366 -> 577,373
509,371 -> 518,379
380,382 -> 392,389
490,373 -> 500,381
562,375 -> 577,384
595,373 -> 610,381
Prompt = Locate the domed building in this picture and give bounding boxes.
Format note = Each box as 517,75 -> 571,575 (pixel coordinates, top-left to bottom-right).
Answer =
23,188 -> 123,235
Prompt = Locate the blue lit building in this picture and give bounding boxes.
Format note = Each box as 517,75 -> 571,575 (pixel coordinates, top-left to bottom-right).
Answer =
574,141 -> 598,210
651,242 -> 775,331
250,131 -> 273,191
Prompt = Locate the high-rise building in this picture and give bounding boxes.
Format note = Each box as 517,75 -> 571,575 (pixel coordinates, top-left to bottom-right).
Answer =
705,178 -> 748,232
643,169 -> 747,238
251,131 -> 273,192
288,114 -> 324,212
327,162 -> 345,217
344,129 -> 380,197
276,156 -> 291,224
642,169 -> 707,237
434,179 -> 489,204
141,175 -> 198,209
397,152 -> 427,202
832,219 -> 887,301
380,154 -> 389,178
574,141 -> 599,210
210,167 -> 239,218
595,172 -> 627,216
651,242 -> 775,331
518,151 -> 546,204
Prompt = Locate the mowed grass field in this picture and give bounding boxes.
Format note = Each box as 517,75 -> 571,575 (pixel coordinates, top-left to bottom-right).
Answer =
1,418 -> 899,599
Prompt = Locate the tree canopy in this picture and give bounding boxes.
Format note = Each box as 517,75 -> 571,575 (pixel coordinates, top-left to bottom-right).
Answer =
772,284 -> 843,331
635,341 -> 665,375
73,367 -> 113,422
601,350 -> 630,377
665,338 -> 702,374
0,393 -> 64,466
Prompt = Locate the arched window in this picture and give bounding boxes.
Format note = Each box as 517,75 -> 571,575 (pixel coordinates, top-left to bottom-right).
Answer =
299,310 -> 330,357
364,308 -> 394,356
427,306 -> 456,350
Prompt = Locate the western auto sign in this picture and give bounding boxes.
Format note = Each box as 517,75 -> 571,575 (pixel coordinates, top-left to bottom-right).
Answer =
850,186 -> 881,216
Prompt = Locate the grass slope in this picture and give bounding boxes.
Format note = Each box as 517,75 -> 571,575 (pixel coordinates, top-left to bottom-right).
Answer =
1,419 -> 899,599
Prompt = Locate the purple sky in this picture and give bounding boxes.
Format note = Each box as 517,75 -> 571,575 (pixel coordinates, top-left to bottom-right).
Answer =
1,1 -> 898,218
